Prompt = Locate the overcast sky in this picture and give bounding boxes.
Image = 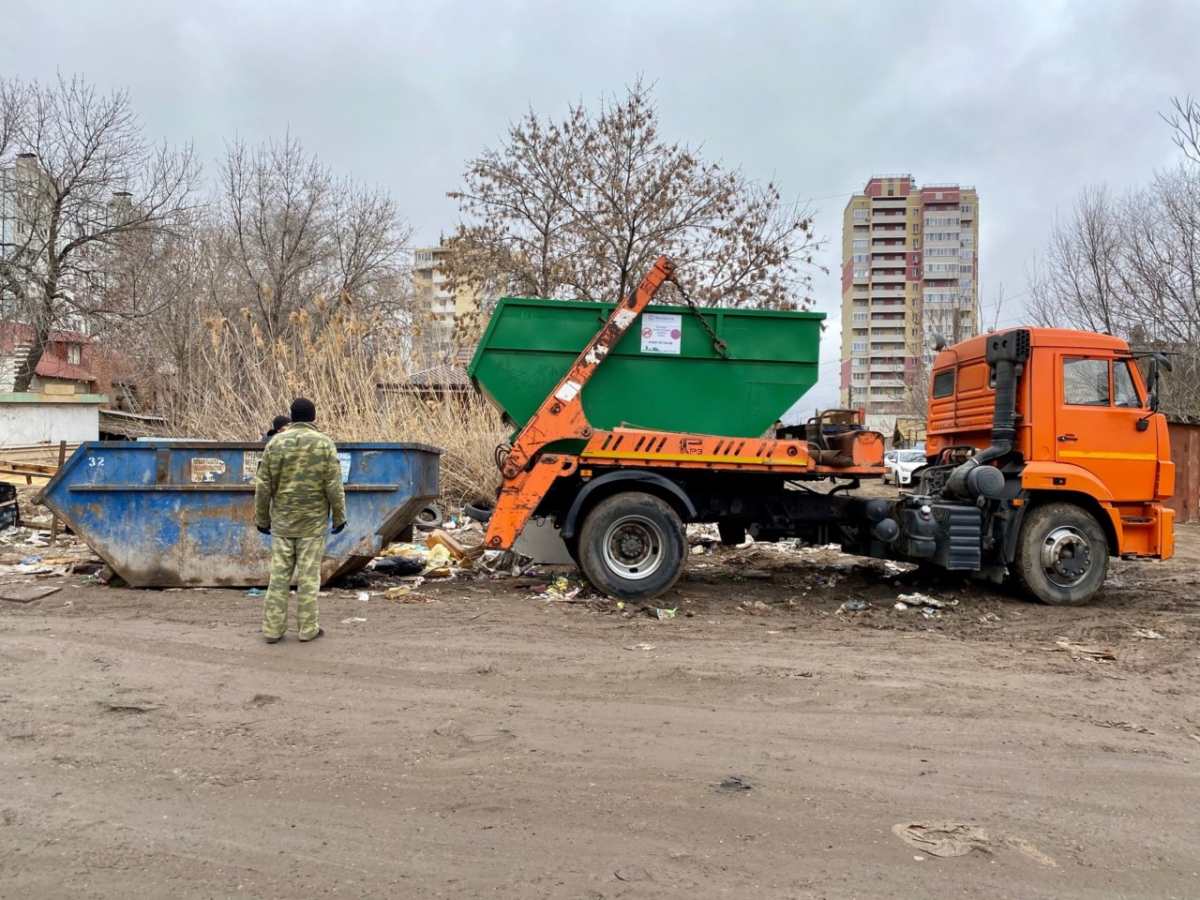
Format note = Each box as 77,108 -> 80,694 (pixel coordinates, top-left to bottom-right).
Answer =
3,0 -> 1196,409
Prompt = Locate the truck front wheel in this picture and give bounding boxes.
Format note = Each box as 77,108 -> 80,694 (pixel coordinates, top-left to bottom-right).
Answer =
1014,502 -> 1109,605
579,492 -> 687,600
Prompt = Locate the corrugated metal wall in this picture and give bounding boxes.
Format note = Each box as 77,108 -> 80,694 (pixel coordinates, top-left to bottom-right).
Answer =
1167,422 -> 1200,524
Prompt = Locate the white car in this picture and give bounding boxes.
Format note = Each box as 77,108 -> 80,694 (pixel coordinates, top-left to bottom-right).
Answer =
883,449 -> 928,487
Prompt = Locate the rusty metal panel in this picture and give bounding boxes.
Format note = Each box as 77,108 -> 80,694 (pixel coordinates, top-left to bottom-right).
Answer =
40,441 -> 441,587
1167,423 -> 1200,524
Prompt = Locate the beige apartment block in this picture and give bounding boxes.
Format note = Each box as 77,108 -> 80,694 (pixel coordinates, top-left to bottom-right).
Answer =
838,175 -> 979,443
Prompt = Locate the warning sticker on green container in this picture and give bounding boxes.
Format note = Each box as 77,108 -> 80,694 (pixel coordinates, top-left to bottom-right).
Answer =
640,312 -> 682,354
338,451 -> 351,483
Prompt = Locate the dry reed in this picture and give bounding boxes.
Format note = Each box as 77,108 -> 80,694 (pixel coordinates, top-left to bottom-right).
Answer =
169,299 -> 507,504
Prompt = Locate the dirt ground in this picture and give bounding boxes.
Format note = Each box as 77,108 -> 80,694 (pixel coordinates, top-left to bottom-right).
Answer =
2,516 -> 1199,899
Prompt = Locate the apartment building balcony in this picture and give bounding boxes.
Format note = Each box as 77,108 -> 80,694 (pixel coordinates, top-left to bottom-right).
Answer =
871,273 -> 905,285
871,197 -> 909,210
870,298 -> 907,309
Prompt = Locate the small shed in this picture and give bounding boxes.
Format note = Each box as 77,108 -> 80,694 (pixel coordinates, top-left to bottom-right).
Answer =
1167,421 -> 1200,524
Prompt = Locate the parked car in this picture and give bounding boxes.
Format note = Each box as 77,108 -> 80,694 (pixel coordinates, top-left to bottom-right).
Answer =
883,449 -> 929,486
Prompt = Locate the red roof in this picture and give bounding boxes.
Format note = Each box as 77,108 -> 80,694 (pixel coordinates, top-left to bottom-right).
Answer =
36,355 -> 94,383
0,321 -> 91,353
1,320 -> 94,384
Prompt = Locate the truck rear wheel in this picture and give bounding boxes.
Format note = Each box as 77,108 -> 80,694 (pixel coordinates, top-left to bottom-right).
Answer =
1014,502 -> 1109,605
579,492 -> 686,600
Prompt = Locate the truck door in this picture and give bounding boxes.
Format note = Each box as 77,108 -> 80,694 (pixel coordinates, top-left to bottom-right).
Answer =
1055,356 -> 1157,501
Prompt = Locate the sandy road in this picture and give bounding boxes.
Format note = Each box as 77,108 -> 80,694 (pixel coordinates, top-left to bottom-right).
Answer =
2,529 -> 1199,899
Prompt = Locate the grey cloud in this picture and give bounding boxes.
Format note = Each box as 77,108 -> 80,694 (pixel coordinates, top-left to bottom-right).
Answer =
3,0 -> 1196,410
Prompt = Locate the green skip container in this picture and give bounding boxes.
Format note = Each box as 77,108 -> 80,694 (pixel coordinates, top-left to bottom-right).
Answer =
468,297 -> 825,438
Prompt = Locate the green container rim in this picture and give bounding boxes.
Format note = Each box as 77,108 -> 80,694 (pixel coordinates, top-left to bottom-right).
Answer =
468,297 -> 826,376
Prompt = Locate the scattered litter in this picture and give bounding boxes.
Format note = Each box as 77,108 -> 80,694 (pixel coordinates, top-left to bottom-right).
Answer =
81,573 -> 107,586
425,543 -> 452,569
713,775 -> 754,796
892,822 -> 990,858
1094,720 -> 1153,734
624,643 -> 657,651
340,616 -> 368,624
246,588 -> 264,597
535,576 -> 585,602
0,585 -> 61,604
385,585 -> 436,604
654,607 -> 677,621
426,528 -> 482,563
357,592 -> 370,602
372,555 -> 426,576
19,556 -> 41,565
101,701 -> 162,715
893,601 -> 909,611
897,592 -> 955,608
613,866 -> 652,883
920,606 -> 941,619
381,542 -> 426,558
1053,640 -> 1116,661
837,599 -> 870,613
742,599 -> 775,615
1005,836 -> 1057,868
1132,628 -> 1164,640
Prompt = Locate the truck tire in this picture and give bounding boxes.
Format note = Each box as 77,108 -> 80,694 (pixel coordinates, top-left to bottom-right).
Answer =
578,492 -> 686,600
1013,502 -> 1109,605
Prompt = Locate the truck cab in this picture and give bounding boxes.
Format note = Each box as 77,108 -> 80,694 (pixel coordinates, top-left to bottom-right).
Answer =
909,328 -> 1174,603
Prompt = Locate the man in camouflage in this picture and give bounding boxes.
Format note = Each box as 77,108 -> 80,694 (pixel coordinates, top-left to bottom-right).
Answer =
253,397 -> 347,643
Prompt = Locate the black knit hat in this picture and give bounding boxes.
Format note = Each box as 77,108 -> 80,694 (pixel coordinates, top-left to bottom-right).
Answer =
289,397 -> 316,423
271,414 -> 291,432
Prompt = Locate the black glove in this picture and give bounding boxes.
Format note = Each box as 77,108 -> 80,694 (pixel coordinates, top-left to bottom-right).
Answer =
331,521 -> 346,535
257,525 -> 271,536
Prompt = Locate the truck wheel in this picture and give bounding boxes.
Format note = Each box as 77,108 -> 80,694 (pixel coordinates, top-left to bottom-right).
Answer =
1014,502 -> 1109,605
579,492 -> 686,600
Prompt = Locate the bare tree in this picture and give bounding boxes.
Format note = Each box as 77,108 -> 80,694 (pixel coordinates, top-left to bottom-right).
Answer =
1024,98 -> 1200,418
1162,95 -> 1200,166
0,74 -> 202,392
446,79 -> 822,312
97,215 -> 238,412
216,134 -> 413,340
1026,185 -> 1128,334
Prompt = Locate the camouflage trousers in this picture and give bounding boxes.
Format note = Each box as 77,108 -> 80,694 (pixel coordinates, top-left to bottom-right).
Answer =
262,534 -> 325,641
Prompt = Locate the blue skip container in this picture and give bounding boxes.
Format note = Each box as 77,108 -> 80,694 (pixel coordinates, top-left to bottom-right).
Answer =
39,441 -> 441,588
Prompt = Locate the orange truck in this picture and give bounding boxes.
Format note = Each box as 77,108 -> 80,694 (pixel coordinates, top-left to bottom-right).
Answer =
475,257 -> 1174,605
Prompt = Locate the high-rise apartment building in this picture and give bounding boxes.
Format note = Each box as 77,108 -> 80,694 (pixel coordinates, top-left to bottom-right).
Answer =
412,240 -> 481,355
839,175 -> 979,438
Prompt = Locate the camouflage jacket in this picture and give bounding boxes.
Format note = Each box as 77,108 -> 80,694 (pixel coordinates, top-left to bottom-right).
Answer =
253,423 -> 348,537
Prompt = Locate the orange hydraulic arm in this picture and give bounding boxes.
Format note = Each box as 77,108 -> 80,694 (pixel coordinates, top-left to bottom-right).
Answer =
485,256 -> 678,549
499,256 -> 679,479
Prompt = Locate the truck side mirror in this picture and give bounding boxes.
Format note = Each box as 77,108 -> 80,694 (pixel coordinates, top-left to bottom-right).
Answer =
1148,389 -> 1159,413
1147,358 -> 1159,393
